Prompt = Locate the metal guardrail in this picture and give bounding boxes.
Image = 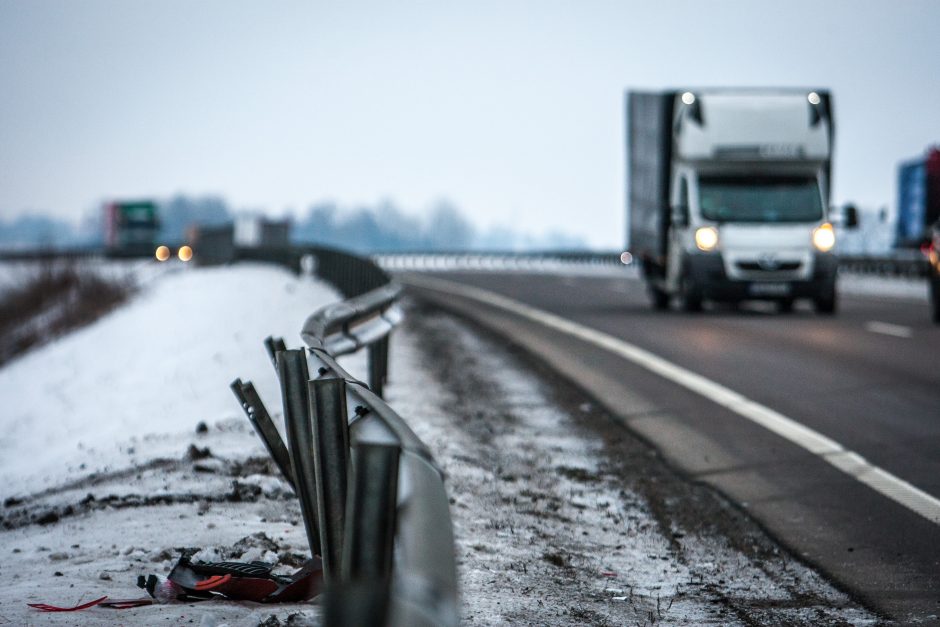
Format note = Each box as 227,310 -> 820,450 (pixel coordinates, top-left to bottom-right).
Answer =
0,247 -> 102,262
229,245 -> 458,627
373,250 -> 932,279
374,250 -> 625,273
1,245 -> 930,279
838,253 -> 929,278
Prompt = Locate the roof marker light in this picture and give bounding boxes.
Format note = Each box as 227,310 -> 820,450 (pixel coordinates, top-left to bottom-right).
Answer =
807,92 -> 821,105
681,92 -> 696,105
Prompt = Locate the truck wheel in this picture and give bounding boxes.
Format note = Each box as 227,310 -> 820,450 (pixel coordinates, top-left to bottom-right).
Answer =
680,276 -> 703,312
814,289 -> 837,315
649,287 -> 670,311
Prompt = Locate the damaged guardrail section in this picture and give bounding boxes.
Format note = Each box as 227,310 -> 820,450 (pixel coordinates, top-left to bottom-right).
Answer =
230,246 -> 458,627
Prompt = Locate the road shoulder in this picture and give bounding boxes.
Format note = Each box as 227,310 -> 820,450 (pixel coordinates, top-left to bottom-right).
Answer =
394,297 -> 880,625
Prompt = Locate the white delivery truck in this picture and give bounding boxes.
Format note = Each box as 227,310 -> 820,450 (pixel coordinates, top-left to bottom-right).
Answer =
626,89 -> 849,313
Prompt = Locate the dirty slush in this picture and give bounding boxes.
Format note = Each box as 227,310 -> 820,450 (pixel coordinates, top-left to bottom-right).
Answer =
394,301 -> 877,626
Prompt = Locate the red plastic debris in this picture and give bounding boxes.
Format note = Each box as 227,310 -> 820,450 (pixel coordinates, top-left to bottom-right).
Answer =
28,596 -> 108,612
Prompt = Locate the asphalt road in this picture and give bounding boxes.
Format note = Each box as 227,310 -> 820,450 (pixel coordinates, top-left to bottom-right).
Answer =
400,269 -> 940,624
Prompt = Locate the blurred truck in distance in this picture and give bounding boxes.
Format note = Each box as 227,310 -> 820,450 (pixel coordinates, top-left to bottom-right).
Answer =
626,89 -> 851,313
895,147 -> 940,248
104,200 -> 160,257
895,147 -> 940,323
928,219 -> 940,323
185,215 -> 291,265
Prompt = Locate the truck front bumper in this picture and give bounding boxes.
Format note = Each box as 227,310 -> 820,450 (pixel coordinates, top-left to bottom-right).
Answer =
687,253 -> 837,301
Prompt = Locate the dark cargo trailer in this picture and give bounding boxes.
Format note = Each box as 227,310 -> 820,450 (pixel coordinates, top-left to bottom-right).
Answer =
896,147 -> 940,248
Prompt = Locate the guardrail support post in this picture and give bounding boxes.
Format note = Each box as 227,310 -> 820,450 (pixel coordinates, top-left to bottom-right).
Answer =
344,442 -> 399,579
231,378 -> 295,491
277,349 -> 323,558
309,377 -> 350,580
368,336 -> 389,398
324,441 -> 400,626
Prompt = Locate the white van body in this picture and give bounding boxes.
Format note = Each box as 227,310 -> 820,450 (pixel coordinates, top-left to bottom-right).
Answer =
627,89 -> 838,312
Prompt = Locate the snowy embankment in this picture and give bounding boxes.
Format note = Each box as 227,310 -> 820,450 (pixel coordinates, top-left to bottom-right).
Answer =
1,262 -> 367,626
0,262 -> 344,499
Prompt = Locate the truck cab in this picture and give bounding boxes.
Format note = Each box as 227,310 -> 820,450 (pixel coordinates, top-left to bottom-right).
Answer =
628,89 -> 841,313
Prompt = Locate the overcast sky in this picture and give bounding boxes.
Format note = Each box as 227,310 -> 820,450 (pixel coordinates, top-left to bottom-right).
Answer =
1,0 -> 938,247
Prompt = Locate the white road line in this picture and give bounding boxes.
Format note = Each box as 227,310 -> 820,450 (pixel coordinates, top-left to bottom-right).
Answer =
865,321 -> 913,339
403,273 -> 940,525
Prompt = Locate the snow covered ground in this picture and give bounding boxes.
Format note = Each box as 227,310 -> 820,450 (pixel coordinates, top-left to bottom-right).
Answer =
0,262 -> 344,499
0,261 -> 879,625
0,262 -> 356,626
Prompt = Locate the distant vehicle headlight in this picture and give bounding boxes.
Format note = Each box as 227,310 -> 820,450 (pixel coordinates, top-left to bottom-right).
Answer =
695,226 -> 719,252
177,245 -> 193,262
155,245 -> 170,262
812,223 -> 835,252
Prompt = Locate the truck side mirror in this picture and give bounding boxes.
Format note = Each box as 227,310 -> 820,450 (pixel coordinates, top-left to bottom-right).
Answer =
671,205 -> 689,228
844,204 -> 859,229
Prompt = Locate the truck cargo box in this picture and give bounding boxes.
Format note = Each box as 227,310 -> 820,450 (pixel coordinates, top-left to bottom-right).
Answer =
624,87 -> 837,313
626,91 -> 675,265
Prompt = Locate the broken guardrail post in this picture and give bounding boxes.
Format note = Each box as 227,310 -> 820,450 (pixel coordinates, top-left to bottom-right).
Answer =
309,377 -> 351,581
264,336 -> 288,370
368,343 -> 382,398
324,441 -> 400,626
230,378 -> 296,492
277,349 -> 323,558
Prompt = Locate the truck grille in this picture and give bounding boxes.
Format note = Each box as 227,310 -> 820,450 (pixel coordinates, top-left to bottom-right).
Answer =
736,261 -> 801,272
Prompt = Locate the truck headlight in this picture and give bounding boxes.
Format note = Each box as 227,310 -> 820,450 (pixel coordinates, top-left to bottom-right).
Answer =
695,226 -> 719,252
812,223 -> 835,252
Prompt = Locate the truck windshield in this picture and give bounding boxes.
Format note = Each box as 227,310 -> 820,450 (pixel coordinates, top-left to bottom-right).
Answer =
698,175 -> 823,223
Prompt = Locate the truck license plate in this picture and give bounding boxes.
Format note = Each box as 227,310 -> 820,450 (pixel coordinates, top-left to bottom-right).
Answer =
749,282 -> 791,296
